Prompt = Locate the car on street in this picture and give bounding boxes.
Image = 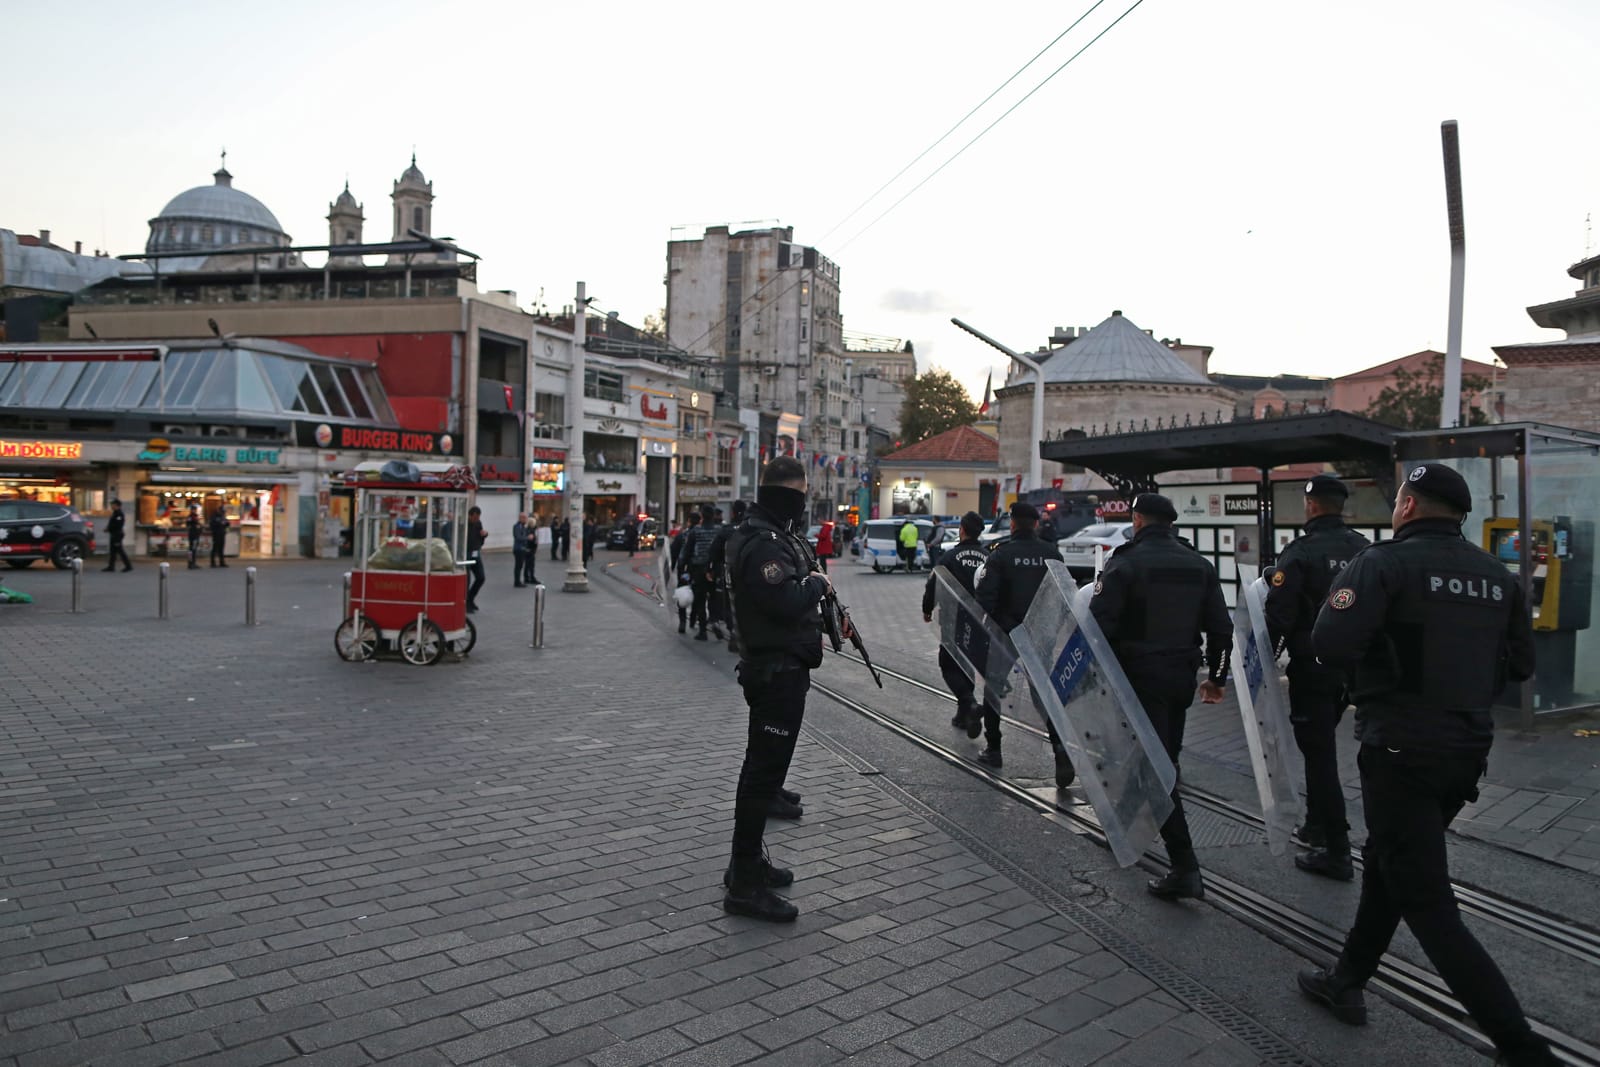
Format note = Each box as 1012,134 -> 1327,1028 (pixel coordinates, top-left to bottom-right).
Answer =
978,512 -> 1010,549
1059,522 -> 1133,578
606,518 -> 658,550
857,518 -> 934,572
0,500 -> 96,569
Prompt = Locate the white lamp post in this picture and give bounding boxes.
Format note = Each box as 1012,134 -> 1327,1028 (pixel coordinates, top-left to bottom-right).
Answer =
951,318 -> 1044,492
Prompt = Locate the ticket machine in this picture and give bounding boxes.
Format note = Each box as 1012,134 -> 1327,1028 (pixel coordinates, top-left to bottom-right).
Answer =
1484,517 -> 1593,706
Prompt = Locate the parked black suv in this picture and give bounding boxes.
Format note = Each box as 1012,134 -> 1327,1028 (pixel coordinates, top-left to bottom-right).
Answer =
0,500 -> 96,569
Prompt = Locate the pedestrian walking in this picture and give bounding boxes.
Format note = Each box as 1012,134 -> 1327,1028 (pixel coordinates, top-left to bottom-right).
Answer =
815,520 -> 834,573
1264,474 -> 1370,880
625,518 -> 639,558
558,518 -> 571,561
185,505 -> 202,570
1089,493 -> 1232,902
926,518 -> 944,566
581,517 -> 596,569
1296,464 -> 1554,1065
896,519 -> 918,572
102,498 -> 132,572
923,512 -> 989,739
720,458 -> 831,923
708,502 -> 747,647
549,517 -> 561,561
975,502 -> 1075,784
208,507 -> 229,567
685,505 -> 720,640
670,512 -> 700,633
465,506 -> 486,613
513,513 -> 532,588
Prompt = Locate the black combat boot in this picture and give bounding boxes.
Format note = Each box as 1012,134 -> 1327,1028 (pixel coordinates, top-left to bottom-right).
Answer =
1493,1030 -> 1561,1065
723,856 -> 799,923
694,629 -> 708,641
777,787 -> 802,805
1296,967 -> 1367,1025
975,748 -> 1003,769
1054,752 -> 1076,789
1147,847 -> 1204,901
951,703 -> 972,732
722,856 -> 795,890
1293,823 -> 1326,849
1295,831 -> 1355,881
767,796 -> 803,820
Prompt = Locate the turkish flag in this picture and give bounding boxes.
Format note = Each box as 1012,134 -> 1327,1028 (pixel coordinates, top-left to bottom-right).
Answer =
504,385 -> 515,411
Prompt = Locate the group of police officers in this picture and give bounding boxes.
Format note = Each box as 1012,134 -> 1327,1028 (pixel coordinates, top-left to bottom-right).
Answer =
712,455 -> 1554,1064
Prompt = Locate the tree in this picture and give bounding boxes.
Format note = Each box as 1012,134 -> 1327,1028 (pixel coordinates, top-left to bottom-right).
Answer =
898,369 -> 979,445
1363,353 -> 1492,430
641,308 -> 666,341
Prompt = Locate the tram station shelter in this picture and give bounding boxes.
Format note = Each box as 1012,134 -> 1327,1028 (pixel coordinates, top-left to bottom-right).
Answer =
1039,412 -> 1600,719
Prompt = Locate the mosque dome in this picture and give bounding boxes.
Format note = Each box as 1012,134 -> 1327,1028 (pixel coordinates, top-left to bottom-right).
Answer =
146,165 -> 291,256
1033,311 -> 1210,386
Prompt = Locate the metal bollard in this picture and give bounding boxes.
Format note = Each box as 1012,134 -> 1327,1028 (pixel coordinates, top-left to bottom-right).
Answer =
342,571 -> 352,619
531,584 -> 546,649
245,566 -> 258,626
70,558 -> 83,613
158,562 -> 170,619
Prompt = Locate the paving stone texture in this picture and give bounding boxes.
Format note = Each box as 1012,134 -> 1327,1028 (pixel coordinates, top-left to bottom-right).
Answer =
0,556 -> 1272,1065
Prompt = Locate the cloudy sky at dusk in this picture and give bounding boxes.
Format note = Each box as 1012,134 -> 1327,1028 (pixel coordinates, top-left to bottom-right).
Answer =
4,0 -> 1595,400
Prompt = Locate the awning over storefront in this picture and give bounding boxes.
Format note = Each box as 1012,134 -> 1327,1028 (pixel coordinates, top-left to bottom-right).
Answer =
146,471 -> 288,487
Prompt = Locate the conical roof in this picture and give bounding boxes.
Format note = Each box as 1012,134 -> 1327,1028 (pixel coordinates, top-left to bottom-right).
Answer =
1035,311 -> 1209,385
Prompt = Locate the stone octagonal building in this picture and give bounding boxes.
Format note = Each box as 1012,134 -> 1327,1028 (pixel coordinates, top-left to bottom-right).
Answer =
994,310 -> 1237,487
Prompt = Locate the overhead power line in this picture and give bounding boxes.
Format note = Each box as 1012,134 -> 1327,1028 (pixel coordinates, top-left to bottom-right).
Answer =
836,0 -> 1149,252
817,0 -> 1110,245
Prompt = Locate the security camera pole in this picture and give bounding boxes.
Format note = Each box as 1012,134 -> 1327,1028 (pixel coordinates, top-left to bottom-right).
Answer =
564,281 -> 590,592
1440,120 -> 1466,429
951,318 -> 1044,493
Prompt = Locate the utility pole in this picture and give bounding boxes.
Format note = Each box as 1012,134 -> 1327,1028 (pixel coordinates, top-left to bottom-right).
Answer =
563,282 -> 590,592
951,318 -> 1044,493
1440,120 -> 1466,429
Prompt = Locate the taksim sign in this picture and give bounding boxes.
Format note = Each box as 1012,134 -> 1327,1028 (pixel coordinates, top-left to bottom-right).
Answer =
0,439 -> 83,460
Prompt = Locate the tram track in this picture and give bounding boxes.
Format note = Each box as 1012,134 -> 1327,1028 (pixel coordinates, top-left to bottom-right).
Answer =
814,653 -> 1600,1066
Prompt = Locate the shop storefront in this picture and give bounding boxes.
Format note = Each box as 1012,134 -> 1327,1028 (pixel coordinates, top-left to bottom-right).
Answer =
0,438 -> 105,512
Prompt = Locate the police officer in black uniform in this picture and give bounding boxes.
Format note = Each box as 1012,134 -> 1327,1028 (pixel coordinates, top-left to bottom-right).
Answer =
1090,492 -> 1232,901
719,457 -> 831,923
102,498 -> 132,572
1264,474 -> 1370,880
1297,464 -> 1554,1065
684,505 -> 721,640
709,500 -> 749,650
922,512 -> 990,739
975,502 -> 1074,786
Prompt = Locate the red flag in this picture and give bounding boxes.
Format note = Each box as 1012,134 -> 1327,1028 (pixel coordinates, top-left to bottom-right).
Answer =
979,370 -> 993,416
504,385 -> 515,411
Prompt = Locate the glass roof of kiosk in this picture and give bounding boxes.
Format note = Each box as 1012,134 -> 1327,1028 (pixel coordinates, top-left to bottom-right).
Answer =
0,340 -> 394,424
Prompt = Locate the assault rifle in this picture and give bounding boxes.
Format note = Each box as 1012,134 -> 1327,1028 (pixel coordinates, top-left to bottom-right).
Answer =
820,588 -> 883,688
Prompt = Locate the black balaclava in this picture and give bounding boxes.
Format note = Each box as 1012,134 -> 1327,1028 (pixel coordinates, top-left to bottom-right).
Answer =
757,484 -> 807,529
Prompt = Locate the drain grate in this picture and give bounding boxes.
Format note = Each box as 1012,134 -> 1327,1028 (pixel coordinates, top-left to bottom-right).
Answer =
1187,805 -> 1268,848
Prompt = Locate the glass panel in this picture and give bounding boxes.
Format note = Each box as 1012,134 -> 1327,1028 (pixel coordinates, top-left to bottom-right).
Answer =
294,371 -> 327,416
236,355 -> 278,413
116,363 -> 160,408
160,352 -> 199,405
311,364 -> 350,418
360,368 -> 394,422
64,362 -> 106,408
335,366 -> 372,419
174,352 -> 215,408
17,362 -> 63,406
39,363 -> 85,408
257,354 -> 303,410
1528,434 -> 1600,709
195,353 -> 237,411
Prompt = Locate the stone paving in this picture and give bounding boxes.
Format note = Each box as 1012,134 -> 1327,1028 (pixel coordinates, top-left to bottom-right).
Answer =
0,557 -> 1275,1066
819,554 -> 1600,874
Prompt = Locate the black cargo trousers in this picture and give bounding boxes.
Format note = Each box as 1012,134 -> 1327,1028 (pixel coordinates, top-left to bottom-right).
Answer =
1126,658 -> 1200,867
729,663 -> 808,885
1288,661 -> 1349,841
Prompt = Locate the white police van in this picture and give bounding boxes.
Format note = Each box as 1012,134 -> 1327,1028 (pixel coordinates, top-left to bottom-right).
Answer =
856,518 -> 933,573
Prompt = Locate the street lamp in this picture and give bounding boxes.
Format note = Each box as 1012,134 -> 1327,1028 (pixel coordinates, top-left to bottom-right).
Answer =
950,318 -> 1044,493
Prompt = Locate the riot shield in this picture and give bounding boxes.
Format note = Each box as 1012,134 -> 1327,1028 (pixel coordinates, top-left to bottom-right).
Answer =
654,542 -> 671,605
1010,561 -> 1177,868
933,567 -> 1020,709
1234,577 -> 1304,855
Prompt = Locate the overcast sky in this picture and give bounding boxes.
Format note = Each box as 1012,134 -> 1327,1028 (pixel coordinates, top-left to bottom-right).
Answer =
5,0 -> 1594,400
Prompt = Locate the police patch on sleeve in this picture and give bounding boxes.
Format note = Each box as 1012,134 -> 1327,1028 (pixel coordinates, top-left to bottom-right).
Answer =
1270,569 -> 1286,587
1093,579 -> 1104,596
761,560 -> 785,584
1329,588 -> 1355,610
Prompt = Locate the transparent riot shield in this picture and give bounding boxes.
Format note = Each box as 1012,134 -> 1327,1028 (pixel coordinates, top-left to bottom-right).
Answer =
1234,577 -> 1304,855
1010,561 -> 1177,868
654,542 -> 671,605
933,567 -> 1021,709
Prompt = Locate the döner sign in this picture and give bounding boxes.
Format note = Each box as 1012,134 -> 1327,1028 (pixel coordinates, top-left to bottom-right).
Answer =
0,440 -> 83,460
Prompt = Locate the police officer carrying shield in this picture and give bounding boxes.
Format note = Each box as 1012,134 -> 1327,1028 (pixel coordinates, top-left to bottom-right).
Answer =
720,458 -> 832,922
1090,492 -> 1232,901
975,502 -> 1075,786
1264,474 -> 1370,880
1297,465 -> 1554,1065
922,512 -> 990,740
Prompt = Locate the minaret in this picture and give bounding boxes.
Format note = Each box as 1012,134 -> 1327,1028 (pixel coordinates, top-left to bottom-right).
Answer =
389,153 -> 434,264
327,181 -> 364,264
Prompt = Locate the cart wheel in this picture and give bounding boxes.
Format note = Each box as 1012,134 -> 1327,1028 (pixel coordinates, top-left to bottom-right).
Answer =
448,618 -> 477,657
399,618 -> 445,666
335,615 -> 379,662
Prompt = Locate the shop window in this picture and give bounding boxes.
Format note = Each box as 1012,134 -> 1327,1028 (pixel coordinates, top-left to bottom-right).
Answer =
533,392 -> 564,438
584,432 -> 636,472
584,368 -> 625,403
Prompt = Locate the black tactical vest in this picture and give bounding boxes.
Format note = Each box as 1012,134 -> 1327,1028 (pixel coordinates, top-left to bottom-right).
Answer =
1282,515 -> 1370,660
725,514 -> 823,667
1110,526 -> 1213,671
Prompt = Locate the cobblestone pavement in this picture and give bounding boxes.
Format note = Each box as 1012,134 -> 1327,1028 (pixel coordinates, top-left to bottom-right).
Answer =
0,557 -> 1283,1066
819,555 -> 1600,875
